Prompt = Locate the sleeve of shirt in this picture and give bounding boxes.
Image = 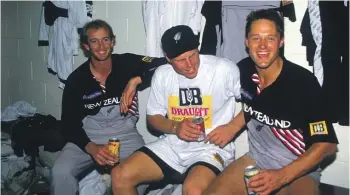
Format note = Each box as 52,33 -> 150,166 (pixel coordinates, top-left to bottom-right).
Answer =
61,79 -> 91,152
68,1 -> 91,28
224,60 -> 241,100
124,53 -> 167,90
146,68 -> 167,116
188,0 -> 205,35
301,75 -> 338,146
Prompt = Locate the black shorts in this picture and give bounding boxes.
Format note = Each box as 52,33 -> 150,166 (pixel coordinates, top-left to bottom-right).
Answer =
137,146 -> 221,184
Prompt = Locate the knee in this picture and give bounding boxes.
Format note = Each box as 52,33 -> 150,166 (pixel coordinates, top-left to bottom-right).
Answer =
183,183 -> 204,195
111,164 -> 138,188
51,162 -> 73,179
51,163 -> 77,188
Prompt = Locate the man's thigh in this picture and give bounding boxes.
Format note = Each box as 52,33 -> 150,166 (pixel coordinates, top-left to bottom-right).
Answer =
203,154 -> 256,195
113,148 -> 164,184
118,130 -> 145,161
53,142 -> 94,177
276,175 -> 320,195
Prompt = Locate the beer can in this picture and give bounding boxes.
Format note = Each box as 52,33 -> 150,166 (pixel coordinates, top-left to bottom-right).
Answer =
192,116 -> 205,141
244,165 -> 260,195
108,138 -> 120,164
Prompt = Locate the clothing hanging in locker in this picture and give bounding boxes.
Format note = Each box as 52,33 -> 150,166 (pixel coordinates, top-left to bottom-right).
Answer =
199,0 -> 222,56
300,1 -> 349,126
38,1 -> 92,88
142,0 -> 204,57
219,1 -> 280,64
200,1 -> 296,58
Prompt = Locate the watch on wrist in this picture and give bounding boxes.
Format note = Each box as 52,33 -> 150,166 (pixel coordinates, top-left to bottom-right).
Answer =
172,121 -> 180,134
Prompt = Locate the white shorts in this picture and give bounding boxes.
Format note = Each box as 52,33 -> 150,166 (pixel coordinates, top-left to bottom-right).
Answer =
143,134 -> 235,175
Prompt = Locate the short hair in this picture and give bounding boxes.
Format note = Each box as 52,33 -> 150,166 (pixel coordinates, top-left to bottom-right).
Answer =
245,9 -> 284,39
80,19 -> 116,45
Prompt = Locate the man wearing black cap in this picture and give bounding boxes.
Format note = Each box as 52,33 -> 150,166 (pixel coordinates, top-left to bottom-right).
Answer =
111,25 -> 241,195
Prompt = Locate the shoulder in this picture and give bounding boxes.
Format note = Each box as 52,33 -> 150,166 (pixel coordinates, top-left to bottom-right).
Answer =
237,57 -> 255,76
111,53 -> 148,62
111,53 -> 126,64
280,59 -> 322,98
237,57 -> 253,67
153,64 -> 174,77
200,55 -> 233,66
283,59 -> 319,85
66,60 -> 90,86
200,55 -> 239,74
149,64 -> 174,89
110,53 -> 138,64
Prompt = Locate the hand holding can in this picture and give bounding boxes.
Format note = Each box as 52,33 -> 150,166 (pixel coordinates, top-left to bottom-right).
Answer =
192,116 -> 205,141
107,138 -> 120,165
244,165 -> 260,195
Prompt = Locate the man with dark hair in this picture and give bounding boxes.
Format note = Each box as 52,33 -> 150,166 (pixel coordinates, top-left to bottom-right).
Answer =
111,25 -> 241,195
203,9 -> 338,195
50,19 -> 167,195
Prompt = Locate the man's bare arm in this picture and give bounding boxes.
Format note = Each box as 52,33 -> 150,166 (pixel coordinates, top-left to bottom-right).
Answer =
204,110 -> 246,147
120,76 -> 141,113
226,110 -> 246,134
281,142 -> 337,184
249,142 -> 337,195
147,114 -> 178,134
147,115 -> 201,141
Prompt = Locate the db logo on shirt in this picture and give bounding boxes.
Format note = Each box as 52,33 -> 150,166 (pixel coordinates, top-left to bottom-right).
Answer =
179,88 -> 202,106
309,121 -> 328,136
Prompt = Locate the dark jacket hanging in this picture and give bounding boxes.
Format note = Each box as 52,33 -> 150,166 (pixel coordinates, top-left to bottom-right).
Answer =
199,0 -> 222,55
300,1 -> 349,126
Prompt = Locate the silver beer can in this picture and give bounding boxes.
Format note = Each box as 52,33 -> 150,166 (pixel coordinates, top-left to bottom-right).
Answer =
244,165 -> 260,195
192,116 -> 205,141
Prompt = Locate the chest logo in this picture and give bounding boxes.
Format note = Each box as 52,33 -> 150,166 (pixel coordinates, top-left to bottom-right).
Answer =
142,56 -> 154,63
309,121 -> 328,136
179,88 -> 202,106
83,91 -> 102,100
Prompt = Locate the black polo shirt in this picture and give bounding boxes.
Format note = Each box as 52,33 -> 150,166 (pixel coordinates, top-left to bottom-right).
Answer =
238,57 -> 338,158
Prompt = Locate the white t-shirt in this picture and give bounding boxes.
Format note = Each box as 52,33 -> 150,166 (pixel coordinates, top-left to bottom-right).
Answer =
147,55 -> 241,134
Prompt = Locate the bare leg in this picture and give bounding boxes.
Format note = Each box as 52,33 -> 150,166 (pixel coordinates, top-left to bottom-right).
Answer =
275,175 -> 319,195
182,165 -> 217,195
203,154 -> 256,195
111,151 -> 163,195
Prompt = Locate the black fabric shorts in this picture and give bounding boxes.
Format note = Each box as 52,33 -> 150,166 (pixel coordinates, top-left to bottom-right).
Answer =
137,146 -> 221,184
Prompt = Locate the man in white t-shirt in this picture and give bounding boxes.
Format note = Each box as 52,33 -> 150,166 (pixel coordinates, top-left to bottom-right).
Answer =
111,25 -> 241,195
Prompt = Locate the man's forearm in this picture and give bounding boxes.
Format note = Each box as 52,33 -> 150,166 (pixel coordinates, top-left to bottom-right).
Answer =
129,76 -> 142,86
147,114 -> 178,134
85,142 -> 97,155
227,110 -> 246,134
281,142 -> 337,184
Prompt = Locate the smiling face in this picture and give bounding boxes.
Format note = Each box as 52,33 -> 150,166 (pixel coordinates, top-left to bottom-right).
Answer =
168,49 -> 200,79
245,19 -> 284,70
83,27 -> 115,61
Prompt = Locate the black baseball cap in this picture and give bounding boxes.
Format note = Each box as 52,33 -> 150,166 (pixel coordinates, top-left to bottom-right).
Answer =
161,25 -> 200,59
